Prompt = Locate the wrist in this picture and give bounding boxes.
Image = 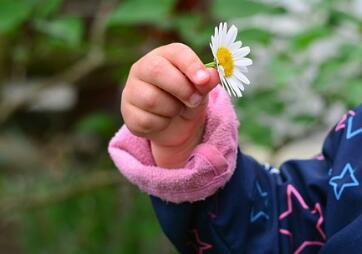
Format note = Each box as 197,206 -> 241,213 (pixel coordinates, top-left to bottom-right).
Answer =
151,116 -> 205,168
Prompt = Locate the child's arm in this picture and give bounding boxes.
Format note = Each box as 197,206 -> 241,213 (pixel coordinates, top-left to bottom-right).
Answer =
109,43 -> 362,253
119,42 -> 220,168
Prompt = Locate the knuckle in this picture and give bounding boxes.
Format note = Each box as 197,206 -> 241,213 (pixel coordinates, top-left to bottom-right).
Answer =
183,53 -> 200,73
169,43 -> 192,59
158,118 -> 171,131
167,102 -> 183,116
176,85 -> 194,102
142,90 -> 158,109
178,44 -> 195,60
170,43 -> 201,75
137,114 -> 154,132
147,56 -> 165,76
129,62 -> 138,74
177,44 -> 191,55
127,126 -> 147,137
121,105 -> 153,135
169,42 -> 189,51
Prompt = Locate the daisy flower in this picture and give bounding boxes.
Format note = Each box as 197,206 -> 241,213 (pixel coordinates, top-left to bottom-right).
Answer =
207,22 -> 252,97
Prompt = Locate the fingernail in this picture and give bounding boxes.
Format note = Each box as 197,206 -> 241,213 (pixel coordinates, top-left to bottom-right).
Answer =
194,69 -> 209,83
188,93 -> 202,107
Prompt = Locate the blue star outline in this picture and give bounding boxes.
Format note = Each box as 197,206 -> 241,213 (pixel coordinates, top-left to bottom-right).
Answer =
329,163 -> 359,200
250,181 -> 270,223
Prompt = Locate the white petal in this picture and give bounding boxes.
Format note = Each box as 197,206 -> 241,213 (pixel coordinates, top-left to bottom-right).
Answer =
210,35 -> 217,56
210,43 -> 216,59
233,77 -> 245,92
213,27 -> 218,49
225,25 -> 238,46
230,41 -> 242,51
237,81 -> 245,91
218,23 -> 224,46
228,76 -> 242,97
220,22 -> 228,46
214,26 -> 219,41
239,66 -> 248,73
235,58 -> 253,67
234,70 -> 250,85
218,65 -> 225,77
236,82 -> 245,96
233,46 -> 250,59
221,76 -> 232,96
225,76 -> 237,96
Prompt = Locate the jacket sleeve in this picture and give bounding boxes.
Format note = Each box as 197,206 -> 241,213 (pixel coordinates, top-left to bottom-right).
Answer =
109,86 -> 362,253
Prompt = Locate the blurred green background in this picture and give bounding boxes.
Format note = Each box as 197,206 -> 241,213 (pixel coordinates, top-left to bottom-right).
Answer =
0,0 -> 361,253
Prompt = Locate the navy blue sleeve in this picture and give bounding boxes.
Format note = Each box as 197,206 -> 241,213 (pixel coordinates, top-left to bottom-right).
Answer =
151,105 -> 362,254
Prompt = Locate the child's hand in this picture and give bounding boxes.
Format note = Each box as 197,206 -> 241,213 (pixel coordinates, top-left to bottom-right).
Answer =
121,43 -> 220,168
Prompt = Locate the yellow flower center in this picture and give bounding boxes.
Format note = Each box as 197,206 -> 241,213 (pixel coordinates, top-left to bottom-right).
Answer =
216,47 -> 234,77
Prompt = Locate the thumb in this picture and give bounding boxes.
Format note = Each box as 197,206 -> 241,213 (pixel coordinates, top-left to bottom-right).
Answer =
180,68 -> 218,120
193,67 -> 220,95
180,95 -> 209,121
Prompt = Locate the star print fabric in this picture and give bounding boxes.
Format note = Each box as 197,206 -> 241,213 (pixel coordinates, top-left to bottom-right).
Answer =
149,105 -> 362,254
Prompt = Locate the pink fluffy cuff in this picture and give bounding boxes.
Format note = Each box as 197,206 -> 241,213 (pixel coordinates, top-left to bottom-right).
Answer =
108,85 -> 239,203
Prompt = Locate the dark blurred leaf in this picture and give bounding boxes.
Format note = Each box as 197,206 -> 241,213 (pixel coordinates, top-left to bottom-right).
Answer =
76,113 -> 117,137
108,0 -> 176,26
240,117 -> 273,147
236,89 -> 285,147
238,28 -> 273,45
314,59 -> 342,93
314,43 -> 362,94
291,26 -> 332,50
293,114 -> 317,125
212,0 -> 284,19
0,0 -> 34,33
33,17 -> 83,47
269,57 -> 299,88
341,80 -> 362,106
331,10 -> 362,28
34,0 -> 63,18
174,14 -> 213,48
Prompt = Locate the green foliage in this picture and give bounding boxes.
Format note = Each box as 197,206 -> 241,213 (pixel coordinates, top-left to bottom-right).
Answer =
75,112 -> 117,138
212,0 -> 285,19
108,0 -> 176,26
18,182 -> 166,254
0,0 -> 362,253
269,57 -> 299,88
291,26 -> 332,50
238,28 -> 274,45
0,0 -> 34,33
174,14 -> 214,49
34,17 -> 83,47
33,0 -> 63,18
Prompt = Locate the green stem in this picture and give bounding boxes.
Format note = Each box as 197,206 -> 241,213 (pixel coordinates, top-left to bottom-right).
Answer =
205,61 -> 216,68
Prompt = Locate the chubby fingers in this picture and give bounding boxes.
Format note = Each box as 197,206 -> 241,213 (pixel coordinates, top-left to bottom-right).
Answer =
134,54 -> 204,108
155,43 -> 220,95
127,79 -> 183,118
157,43 -> 210,86
121,101 -> 171,137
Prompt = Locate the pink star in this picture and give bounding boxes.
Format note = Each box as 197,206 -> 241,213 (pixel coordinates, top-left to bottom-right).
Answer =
187,229 -> 213,254
335,110 -> 355,132
279,184 -> 326,254
314,154 -> 325,160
